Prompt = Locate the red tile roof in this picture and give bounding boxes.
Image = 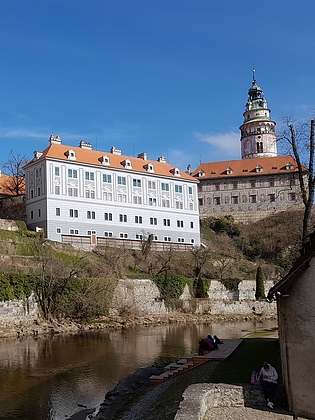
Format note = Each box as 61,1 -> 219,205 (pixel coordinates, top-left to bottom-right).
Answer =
192,156 -> 301,179
25,143 -> 198,182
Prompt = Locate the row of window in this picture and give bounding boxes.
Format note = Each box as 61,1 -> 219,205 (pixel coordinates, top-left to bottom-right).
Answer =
202,178 -> 296,192
58,227 -> 195,243
52,186 -> 192,209
56,208 -> 194,228
54,167 -> 193,193
201,192 -> 296,206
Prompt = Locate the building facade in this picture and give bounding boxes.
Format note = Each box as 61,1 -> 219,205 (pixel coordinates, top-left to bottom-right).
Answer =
24,135 -> 200,248
192,75 -> 303,223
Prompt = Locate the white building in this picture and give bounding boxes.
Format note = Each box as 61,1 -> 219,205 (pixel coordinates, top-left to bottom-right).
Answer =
24,135 -> 200,248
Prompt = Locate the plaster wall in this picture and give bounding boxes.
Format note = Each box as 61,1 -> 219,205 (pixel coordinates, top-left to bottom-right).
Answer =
278,258 -> 315,419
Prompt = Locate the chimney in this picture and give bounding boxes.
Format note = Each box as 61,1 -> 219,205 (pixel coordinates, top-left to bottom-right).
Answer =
137,152 -> 147,161
79,140 -> 92,150
49,134 -> 62,145
110,146 -> 122,155
157,156 -> 167,163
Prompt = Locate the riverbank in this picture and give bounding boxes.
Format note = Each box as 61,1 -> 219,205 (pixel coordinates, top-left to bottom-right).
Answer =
0,312 -> 277,339
89,334 -> 289,420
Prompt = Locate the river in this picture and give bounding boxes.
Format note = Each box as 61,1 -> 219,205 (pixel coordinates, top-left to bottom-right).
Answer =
0,319 -> 277,419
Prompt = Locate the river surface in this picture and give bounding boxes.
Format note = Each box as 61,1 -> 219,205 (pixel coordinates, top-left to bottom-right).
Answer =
0,319 -> 277,420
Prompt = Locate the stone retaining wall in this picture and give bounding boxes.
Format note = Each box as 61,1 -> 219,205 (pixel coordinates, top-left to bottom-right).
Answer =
175,383 -> 285,420
0,294 -> 38,325
0,278 -> 276,326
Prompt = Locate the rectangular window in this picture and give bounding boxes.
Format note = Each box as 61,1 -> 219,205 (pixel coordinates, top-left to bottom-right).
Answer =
30,210 -> 34,219
87,211 -> 95,219
135,216 -> 143,224
103,192 -> 113,201
56,227 -> 61,234
232,196 -> 239,204
177,237 -> 185,243
69,209 -> 78,218
163,219 -> 170,226
149,197 -> 157,206
164,236 -> 171,242
133,196 -> 142,204
104,212 -> 113,221
102,174 -> 112,183
162,199 -> 170,207
87,230 -> 96,236
215,184 -> 220,191
70,229 -> 79,235
56,208 -> 60,216
249,195 -> 257,203
190,221 -> 194,229
150,217 -> 157,225
250,181 -> 256,188
55,167 -> 60,176
68,169 -> 78,178
177,220 -> 184,228
104,231 -> 113,237
55,186 -> 60,195
118,194 -> 127,202
38,187 -> 41,196
161,182 -> 169,191
175,201 -> 183,209
232,182 -> 238,189
133,179 -> 141,187
85,171 -> 94,181
119,214 -> 127,222
188,186 -> 193,195
214,197 -> 221,205
269,179 -> 275,187
175,185 -> 183,193
135,234 -> 143,240
289,193 -> 296,201
38,209 -> 41,217
269,194 -> 276,202
117,176 -> 126,185
148,181 -> 156,189
119,233 -> 128,238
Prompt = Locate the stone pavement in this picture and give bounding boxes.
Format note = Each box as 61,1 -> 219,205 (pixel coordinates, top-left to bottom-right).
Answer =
204,406 -> 309,420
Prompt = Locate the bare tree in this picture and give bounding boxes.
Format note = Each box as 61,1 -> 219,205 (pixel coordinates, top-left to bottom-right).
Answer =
278,117 -> 314,242
1,150 -> 28,195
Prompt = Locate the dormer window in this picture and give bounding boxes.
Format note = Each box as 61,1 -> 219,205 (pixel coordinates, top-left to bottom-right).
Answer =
171,167 -> 180,177
255,165 -> 263,173
226,167 -> 233,175
286,162 -> 293,170
66,149 -> 76,160
146,163 -> 154,173
124,159 -> 132,169
199,170 -> 205,177
101,155 -> 110,166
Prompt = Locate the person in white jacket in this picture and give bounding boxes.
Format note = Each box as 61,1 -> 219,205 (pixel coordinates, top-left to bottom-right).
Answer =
259,362 -> 278,409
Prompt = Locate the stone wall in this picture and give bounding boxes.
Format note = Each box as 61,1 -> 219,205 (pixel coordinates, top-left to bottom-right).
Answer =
0,294 -> 38,326
110,278 -> 277,317
174,383 -> 286,420
0,278 -> 276,326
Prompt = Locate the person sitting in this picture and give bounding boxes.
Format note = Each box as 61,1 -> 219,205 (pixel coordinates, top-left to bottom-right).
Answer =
259,362 -> 278,409
206,335 -> 218,350
213,335 -> 223,345
198,337 -> 213,355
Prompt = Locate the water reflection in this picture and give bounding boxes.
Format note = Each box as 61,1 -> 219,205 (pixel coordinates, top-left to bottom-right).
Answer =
0,319 -> 277,419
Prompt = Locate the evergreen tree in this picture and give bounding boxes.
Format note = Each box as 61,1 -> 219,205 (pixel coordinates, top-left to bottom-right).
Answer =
255,266 -> 265,300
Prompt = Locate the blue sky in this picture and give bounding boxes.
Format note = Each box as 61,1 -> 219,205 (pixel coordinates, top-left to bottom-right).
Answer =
0,0 -> 315,172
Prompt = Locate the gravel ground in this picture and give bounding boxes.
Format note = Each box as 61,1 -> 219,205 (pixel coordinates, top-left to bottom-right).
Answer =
204,406 -> 309,420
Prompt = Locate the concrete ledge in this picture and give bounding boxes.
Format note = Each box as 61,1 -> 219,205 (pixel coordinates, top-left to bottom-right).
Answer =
174,383 -> 266,420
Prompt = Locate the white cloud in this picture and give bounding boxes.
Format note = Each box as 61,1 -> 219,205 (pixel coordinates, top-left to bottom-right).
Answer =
194,131 -> 240,156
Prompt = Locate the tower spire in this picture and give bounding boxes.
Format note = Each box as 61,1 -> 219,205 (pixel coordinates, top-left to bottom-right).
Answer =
239,73 -> 277,159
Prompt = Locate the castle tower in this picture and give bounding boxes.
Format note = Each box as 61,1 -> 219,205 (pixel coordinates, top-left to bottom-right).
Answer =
240,71 -> 277,159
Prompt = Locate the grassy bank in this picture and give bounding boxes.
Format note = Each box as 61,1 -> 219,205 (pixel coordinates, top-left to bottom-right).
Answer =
114,337 -> 281,420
